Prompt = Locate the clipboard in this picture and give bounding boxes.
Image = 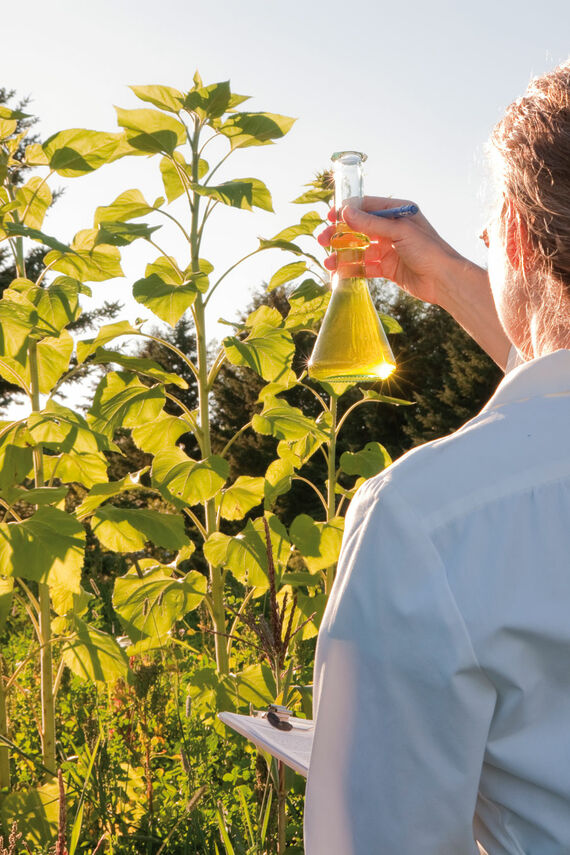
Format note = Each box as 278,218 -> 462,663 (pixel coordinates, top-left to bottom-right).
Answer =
218,708 -> 314,777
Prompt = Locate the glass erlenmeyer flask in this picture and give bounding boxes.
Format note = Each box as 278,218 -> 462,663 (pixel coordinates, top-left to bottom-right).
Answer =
308,151 -> 396,383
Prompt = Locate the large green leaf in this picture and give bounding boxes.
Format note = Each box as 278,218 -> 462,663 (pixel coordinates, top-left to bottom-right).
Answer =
263,457 -> 293,506
132,273 -> 199,326
116,107 -> 186,155
88,372 -> 165,438
159,153 -> 207,202
62,614 -> 130,683
9,276 -> 90,336
285,279 -> 330,332
44,450 -> 109,490
113,565 -> 206,645
77,320 -> 141,363
0,422 -> 34,494
131,413 -> 192,455
253,396 -> 329,443
182,81 -> 232,120
95,220 -> 161,246
193,178 -> 273,212
152,448 -> 229,508
219,112 -> 295,150
339,441 -> 392,478
0,295 -> 37,365
0,780 -> 59,849
219,476 -> 265,521
4,221 -> 74,255
44,228 -> 123,282
130,84 -> 184,113
75,468 -> 149,519
267,260 -> 309,293
0,507 -> 85,596
0,576 -> 14,633
42,128 -> 127,176
223,327 -> 296,387
289,515 -> 345,573
269,211 -> 322,243
92,506 -> 188,552
295,592 -> 327,640
234,663 -> 276,708
90,349 -> 188,388
28,401 -> 115,454
94,189 -> 157,225
2,485 -> 68,507
14,176 -> 52,229
212,514 -> 291,591
36,329 -> 73,393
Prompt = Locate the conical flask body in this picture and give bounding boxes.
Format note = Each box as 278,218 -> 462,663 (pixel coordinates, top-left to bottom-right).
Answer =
308,276 -> 395,382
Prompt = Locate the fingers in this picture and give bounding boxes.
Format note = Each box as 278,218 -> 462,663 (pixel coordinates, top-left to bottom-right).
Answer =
342,205 -> 405,240
324,243 -> 387,276
360,196 -> 414,212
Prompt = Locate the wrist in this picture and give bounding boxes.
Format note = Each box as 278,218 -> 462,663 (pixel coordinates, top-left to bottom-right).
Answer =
435,252 -> 487,315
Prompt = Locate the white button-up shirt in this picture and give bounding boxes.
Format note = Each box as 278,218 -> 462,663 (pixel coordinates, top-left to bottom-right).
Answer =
305,349 -> 570,854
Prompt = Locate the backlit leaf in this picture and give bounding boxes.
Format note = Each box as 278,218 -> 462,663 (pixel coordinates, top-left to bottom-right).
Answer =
224,514 -> 291,590
267,261 -> 308,293
94,189 -> 157,225
132,413 -> 192,455
219,476 -> 265,521
130,84 -> 184,113
113,566 -> 206,644
43,128 -> 127,176
219,111 -> 295,150
116,107 -> 186,155
0,507 -> 85,590
88,372 -> 165,438
269,211 -> 322,242
289,515 -> 345,573
62,614 -> 130,682
132,273 -> 200,326
193,177 -> 273,212
339,441 -> 391,478
14,176 -> 52,229
95,220 -> 161,246
90,349 -> 188,388
152,448 -> 229,508
182,81 -> 232,120
77,320 -> 141,363
75,468 -> 150,519
253,397 -> 329,443
92,506 -> 188,552
285,279 -> 330,332
223,326 -> 296,386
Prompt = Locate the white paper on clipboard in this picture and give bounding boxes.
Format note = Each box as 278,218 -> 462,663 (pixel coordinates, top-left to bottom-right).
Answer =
218,711 -> 314,777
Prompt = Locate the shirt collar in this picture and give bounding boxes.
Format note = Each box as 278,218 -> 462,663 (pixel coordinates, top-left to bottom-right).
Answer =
481,349 -> 570,413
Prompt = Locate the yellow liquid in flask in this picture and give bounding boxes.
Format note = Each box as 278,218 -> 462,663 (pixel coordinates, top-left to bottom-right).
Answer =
308,275 -> 396,383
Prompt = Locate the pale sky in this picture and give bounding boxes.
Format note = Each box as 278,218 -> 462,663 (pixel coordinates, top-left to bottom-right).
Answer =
2,0 -> 570,381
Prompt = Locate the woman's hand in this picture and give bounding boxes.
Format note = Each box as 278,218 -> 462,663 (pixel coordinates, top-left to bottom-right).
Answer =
318,196 -> 512,370
318,197 -> 463,308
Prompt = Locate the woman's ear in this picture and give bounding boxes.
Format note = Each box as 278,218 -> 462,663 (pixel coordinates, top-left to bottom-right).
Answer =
504,198 -> 533,273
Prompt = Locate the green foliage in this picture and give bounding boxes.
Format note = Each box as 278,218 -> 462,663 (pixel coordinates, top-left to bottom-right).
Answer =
0,75 -> 479,855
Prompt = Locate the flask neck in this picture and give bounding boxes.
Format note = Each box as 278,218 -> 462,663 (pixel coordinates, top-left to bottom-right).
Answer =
332,247 -> 366,283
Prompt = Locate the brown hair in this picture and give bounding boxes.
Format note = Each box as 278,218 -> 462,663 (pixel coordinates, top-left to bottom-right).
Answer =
491,60 -> 570,288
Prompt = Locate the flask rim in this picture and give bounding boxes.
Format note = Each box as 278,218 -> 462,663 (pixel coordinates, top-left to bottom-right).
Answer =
331,150 -> 367,164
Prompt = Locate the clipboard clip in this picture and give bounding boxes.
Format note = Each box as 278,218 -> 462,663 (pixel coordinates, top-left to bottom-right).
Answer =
250,703 -> 293,732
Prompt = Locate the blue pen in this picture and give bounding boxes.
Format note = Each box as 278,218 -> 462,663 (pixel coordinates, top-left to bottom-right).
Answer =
369,204 -> 419,219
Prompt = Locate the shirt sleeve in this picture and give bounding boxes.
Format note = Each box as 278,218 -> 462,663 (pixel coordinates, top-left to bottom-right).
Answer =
304,478 -> 497,855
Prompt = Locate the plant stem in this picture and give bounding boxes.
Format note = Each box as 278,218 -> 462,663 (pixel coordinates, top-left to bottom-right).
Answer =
29,340 -> 57,776
0,656 -> 10,790
190,121 -> 228,675
325,393 -> 338,595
